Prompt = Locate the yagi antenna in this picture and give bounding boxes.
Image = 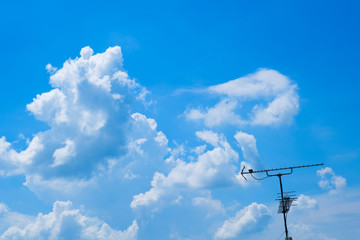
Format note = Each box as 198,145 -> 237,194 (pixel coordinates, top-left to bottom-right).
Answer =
241,163 -> 323,240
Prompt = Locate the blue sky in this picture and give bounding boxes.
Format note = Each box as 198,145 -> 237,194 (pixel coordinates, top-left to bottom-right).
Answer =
0,0 -> 359,239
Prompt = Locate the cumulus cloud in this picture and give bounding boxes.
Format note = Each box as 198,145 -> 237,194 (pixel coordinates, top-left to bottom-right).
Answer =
123,113 -> 169,176
131,131 -> 240,208
317,167 -> 346,194
0,203 -> 33,234
0,47 -> 172,232
185,69 -> 299,127
131,129 -> 265,209
296,194 -> 318,210
0,46 -> 306,239
0,46 -> 150,182
214,202 -> 271,239
0,201 -> 138,240
23,111 -> 170,217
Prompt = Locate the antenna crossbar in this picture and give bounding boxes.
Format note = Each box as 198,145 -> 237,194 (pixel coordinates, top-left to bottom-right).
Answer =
242,163 -> 323,175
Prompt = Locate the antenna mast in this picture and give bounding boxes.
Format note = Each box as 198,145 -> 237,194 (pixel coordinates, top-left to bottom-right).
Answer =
241,163 -> 323,240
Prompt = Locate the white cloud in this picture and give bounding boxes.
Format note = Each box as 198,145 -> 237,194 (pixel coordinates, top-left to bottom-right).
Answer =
186,99 -> 245,127
51,139 -> 76,167
208,69 -> 291,98
23,111 -> 169,205
154,131 -> 168,146
0,136 -> 43,175
0,47 -> 175,234
130,172 -> 166,209
317,167 -> 346,194
296,194 -> 318,210
185,69 -> 299,127
131,129 -> 265,209
191,145 -> 207,155
254,187 -> 360,240
250,85 -> 299,126
0,46 -> 150,182
234,131 -> 261,169
0,203 -> 33,234
195,130 -> 221,147
27,89 -> 68,125
131,131 -> 240,208
0,201 -> 138,240
163,133 -> 239,189
45,64 -> 57,74
214,202 -> 271,239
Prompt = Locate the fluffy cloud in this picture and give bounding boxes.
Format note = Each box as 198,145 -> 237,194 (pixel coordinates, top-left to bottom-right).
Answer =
0,203 -> 33,234
317,167 -> 346,194
0,201 -> 138,240
0,46 -> 150,182
131,129 -> 263,209
185,69 -> 299,127
131,131 -> 241,208
0,46 -> 310,239
214,202 -> 271,239
253,187 -> 360,240
0,47 -> 170,235
296,194 -> 318,210
22,111 -> 170,223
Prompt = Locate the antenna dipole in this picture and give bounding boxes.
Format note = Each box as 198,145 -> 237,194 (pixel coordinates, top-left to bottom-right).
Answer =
241,163 -> 323,240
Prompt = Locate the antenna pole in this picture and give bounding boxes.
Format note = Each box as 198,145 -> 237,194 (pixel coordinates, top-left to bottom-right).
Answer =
278,174 -> 289,239
241,163 -> 323,240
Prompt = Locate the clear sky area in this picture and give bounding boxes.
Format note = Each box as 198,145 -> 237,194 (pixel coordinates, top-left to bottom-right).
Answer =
0,0 -> 359,239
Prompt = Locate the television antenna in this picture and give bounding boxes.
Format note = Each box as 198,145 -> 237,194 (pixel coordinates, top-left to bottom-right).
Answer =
241,163 -> 323,240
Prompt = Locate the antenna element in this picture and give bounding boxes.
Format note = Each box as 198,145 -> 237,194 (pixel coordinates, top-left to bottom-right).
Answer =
241,163 -> 323,240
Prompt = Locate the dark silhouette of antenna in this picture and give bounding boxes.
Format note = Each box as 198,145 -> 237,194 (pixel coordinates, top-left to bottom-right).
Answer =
241,163 -> 323,240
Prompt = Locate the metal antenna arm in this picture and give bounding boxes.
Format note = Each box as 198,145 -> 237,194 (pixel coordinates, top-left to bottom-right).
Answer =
241,165 -> 247,180
250,172 -> 269,180
266,167 -> 293,177
241,163 -> 323,179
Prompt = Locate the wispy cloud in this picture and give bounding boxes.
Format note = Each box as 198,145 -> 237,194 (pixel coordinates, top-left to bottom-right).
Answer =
184,69 -> 299,127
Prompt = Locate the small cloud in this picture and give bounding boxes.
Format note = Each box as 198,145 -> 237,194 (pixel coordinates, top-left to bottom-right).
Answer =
234,131 -> 262,169
80,46 -> 94,59
214,202 -> 271,239
45,63 -> 57,74
51,139 -> 76,167
296,194 -> 318,210
317,167 -> 346,194
195,130 -> 220,147
154,131 -> 168,146
185,99 -> 245,127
